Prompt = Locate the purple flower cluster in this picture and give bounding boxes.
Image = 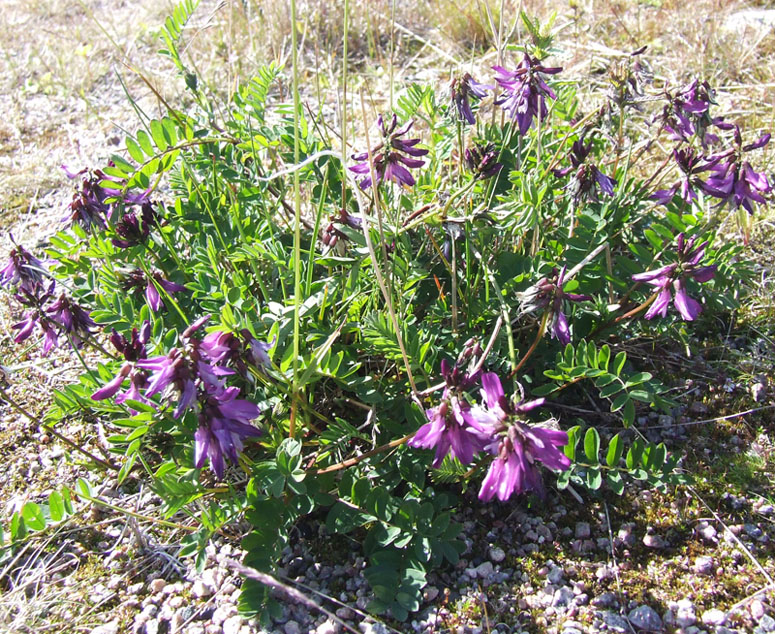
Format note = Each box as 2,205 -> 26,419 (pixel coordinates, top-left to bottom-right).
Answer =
494,54 -> 562,135
409,353 -> 570,502
553,139 -> 616,203
653,128 -> 770,213
632,233 -> 717,321
90,316 -> 271,478
518,266 -> 592,346
464,143 -> 503,180
350,114 -> 428,189
122,268 -> 186,313
0,241 -> 47,294
9,277 -> 95,356
450,73 -> 492,125
657,80 -> 731,148
92,323 -> 152,410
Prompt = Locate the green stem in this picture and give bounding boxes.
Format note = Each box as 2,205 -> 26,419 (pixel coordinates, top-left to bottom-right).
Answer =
290,0 -> 303,438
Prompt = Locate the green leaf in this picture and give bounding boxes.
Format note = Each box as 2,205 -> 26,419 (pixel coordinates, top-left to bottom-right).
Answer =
564,425 -> 580,461
612,351 -> 627,375
136,129 -> 154,156
150,119 -> 169,151
626,440 -> 643,470
22,502 -> 46,531
126,137 -> 145,163
622,399 -> 636,426
584,427 -> 600,462
611,392 -> 629,412
598,345 -> 611,371
607,471 -> 625,495
48,491 -> 65,522
625,372 -> 652,387
586,467 -> 603,490
606,433 -> 623,467
599,382 -> 623,398
594,373 -> 619,388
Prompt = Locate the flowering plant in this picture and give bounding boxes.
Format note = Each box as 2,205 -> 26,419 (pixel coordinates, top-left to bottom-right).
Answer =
1,5 -> 767,626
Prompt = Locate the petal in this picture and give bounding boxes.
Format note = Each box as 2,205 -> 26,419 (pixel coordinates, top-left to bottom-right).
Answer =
480,373 -> 504,409
644,287 -> 672,320
673,279 -> 702,321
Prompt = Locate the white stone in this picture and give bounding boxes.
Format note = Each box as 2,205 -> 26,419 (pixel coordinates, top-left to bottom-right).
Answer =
701,609 -> 726,626
222,615 -> 244,634
149,579 -> 166,594
192,580 -> 212,598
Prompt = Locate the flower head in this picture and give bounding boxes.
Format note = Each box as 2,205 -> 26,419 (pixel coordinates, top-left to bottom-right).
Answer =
350,114 -> 428,189
450,73 -> 492,125
701,127 -> 771,215
195,386 -> 262,479
122,269 -> 186,312
91,323 -> 152,409
475,373 -> 569,501
493,54 -> 562,135
408,354 -> 489,468
553,139 -> 616,203
652,148 -> 719,206
464,143 -> 503,180
112,203 -> 158,248
632,232 -> 717,321
1,242 -> 47,293
518,266 -> 592,346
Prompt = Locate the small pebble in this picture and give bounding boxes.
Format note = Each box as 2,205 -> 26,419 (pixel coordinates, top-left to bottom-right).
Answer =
628,605 -> 663,631
701,609 -> 726,626
149,579 -> 166,594
489,546 -> 506,563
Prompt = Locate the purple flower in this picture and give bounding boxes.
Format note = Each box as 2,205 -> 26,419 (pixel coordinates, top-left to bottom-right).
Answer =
122,269 -> 186,312
195,386 -> 261,479
632,233 -> 717,321
349,114 -> 428,189
321,208 -> 363,248
450,73 -> 492,125
91,323 -> 152,410
701,128 -> 771,215
493,55 -> 562,135
553,139 -> 616,202
464,143 -> 503,180
657,80 -> 730,148
112,203 -> 158,248
45,293 -> 95,348
475,373 -> 570,501
652,148 -> 720,206
479,423 -> 571,502
1,242 -> 47,293
518,267 -> 592,346
408,358 -> 490,467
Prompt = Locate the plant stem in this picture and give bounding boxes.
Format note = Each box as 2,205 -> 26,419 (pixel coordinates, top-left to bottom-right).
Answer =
290,0 -> 302,439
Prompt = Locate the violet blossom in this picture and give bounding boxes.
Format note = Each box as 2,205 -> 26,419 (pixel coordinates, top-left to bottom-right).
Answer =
476,373 -> 570,502
1,242 -> 47,293
349,114 -> 428,189
632,232 -> 717,321
701,127 -> 771,215
450,73 -> 492,125
195,386 -> 262,479
408,358 -> 490,468
464,143 -> 503,180
652,148 -> 720,206
91,323 -> 152,410
553,139 -> 616,202
122,269 -> 186,312
518,266 -> 592,346
657,80 -> 731,148
112,203 -> 158,248
493,54 -> 562,135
